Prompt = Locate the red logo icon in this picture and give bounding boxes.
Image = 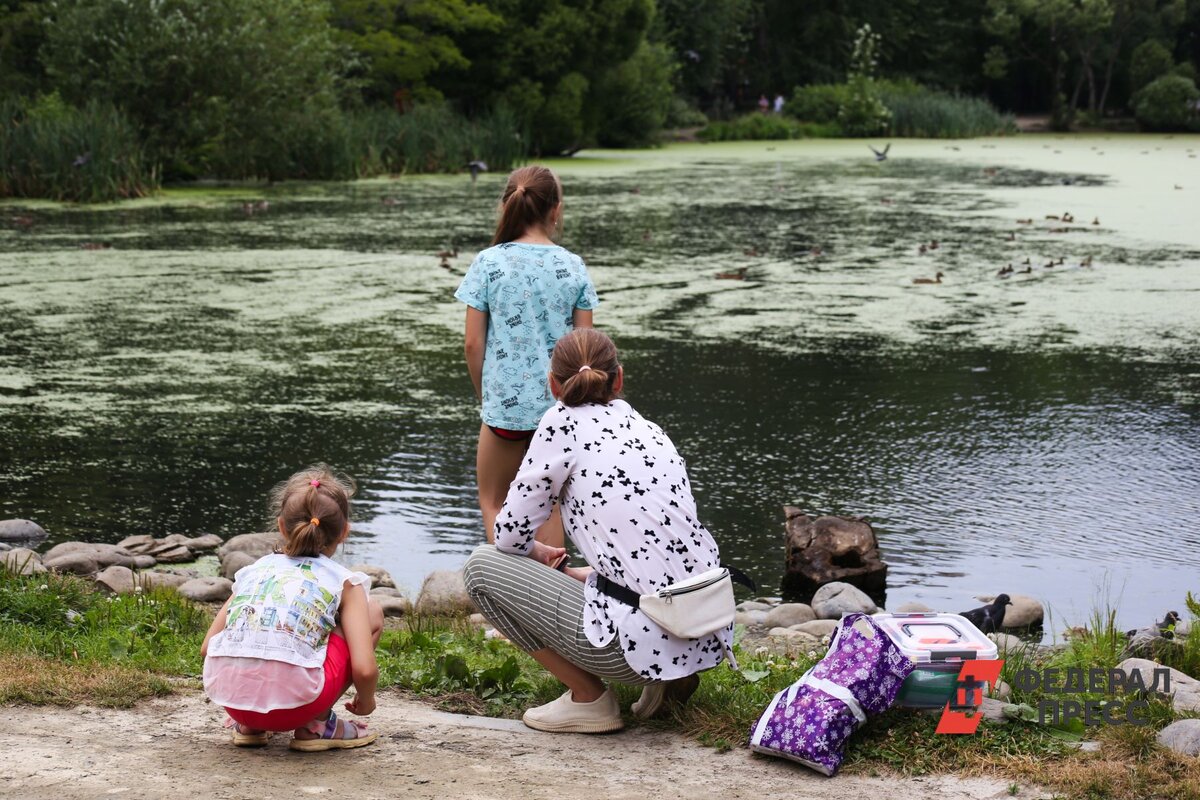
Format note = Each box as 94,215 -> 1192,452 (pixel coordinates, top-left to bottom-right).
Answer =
935,659 -> 1005,734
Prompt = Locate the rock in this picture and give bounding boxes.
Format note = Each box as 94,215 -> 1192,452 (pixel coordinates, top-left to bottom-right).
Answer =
0,519 -> 48,543
791,619 -> 839,638
979,697 -> 1009,723
1,547 -> 46,575
895,601 -> 934,613
987,632 -> 1027,654
350,564 -> 395,589
976,593 -> 1044,629
736,601 -> 772,613
221,550 -> 256,580
1175,619 -> 1192,638
468,613 -> 487,627
141,571 -> 191,591
0,542 -> 10,552
218,532 -> 282,560
1158,719 -> 1200,757
43,552 -> 100,575
781,507 -> 887,601
1117,658 -> 1200,714
767,628 -> 823,648
94,566 -> 137,595
990,680 -> 1012,701
179,577 -> 233,603
370,586 -> 404,598
183,534 -> 223,553
735,610 -> 769,628
377,596 -> 411,618
43,542 -> 139,573
116,535 -> 157,554
414,570 -> 474,616
763,603 -> 816,629
811,581 -> 877,619
149,543 -> 193,563
132,555 -> 157,570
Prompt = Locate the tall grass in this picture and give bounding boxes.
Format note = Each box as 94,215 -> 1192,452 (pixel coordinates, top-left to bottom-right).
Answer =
881,86 -> 1016,138
0,94 -> 159,202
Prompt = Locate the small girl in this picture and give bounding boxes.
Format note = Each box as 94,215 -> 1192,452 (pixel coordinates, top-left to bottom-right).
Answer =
455,165 -> 598,546
202,465 -> 382,751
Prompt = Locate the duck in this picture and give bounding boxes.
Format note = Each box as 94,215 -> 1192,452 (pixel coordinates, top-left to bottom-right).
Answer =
1005,232 -> 1016,241
960,594 -> 1012,634
629,187 -> 641,195
256,200 -> 270,212
918,243 -> 928,255
642,230 -> 652,242
1017,219 -> 1033,224
996,264 -> 1013,277
929,239 -> 940,251
1062,212 -> 1074,223
80,242 -> 112,251
436,247 -> 459,260
716,267 -> 748,280
1018,266 -> 1033,274
1045,214 -> 1060,221
12,215 -> 34,229
1081,255 -> 1094,268
912,271 -> 944,285
381,197 -> 399,207
743,247 -> 760,257
1092,217 -> 1100,226
1056,257 -> 1065,266
1043,260 -> 1056,269
1021,257 -> 1031,266
809,247 -> 823,257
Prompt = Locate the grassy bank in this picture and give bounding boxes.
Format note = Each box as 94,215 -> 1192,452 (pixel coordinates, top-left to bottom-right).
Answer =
2,566 -> 1198,798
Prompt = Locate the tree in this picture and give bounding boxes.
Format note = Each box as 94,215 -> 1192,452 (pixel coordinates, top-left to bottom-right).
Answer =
329,0 -> 501,105
0,0 -> 47,95
1130,39 -> 1175,89
41,0 -> 348,178
1133,72 -> 1199,128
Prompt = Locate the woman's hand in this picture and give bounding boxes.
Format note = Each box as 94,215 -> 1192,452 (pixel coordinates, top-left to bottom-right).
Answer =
564,565 -> 593,583
529,540 -> 567,568
345,693 -> 376,716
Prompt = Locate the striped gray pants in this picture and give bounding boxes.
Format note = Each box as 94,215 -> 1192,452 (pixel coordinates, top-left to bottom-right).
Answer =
462,545 -> 651,686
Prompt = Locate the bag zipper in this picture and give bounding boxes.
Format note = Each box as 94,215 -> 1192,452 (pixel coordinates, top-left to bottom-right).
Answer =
657,571 -> 727,603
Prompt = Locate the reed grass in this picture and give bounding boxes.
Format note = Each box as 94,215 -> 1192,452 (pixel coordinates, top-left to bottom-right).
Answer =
881,87 -> 1016,138
0,94 -> 159,202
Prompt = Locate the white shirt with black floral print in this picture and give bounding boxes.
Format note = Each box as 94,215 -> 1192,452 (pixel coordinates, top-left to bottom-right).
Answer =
494,399 -> 733,681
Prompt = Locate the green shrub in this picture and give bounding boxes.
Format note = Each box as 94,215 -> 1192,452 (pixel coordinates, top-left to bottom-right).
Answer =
697,113 -> 839,141
1133,75 -> 1200,131
838,75 -> 891,137
594,41 -> 677,148
881,87 -> 1016,138
664,97 -> 708,129
784,84 -> 848,123
1130,40 -> 1175,92
1174,62 -> 1198,83
0,94 -> 158,202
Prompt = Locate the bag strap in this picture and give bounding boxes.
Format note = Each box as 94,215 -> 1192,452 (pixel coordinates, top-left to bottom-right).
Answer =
594,562 -> 756,609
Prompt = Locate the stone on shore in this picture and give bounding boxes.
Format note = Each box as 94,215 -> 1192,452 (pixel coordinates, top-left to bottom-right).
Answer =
220,551 -> 256,580
0,519 -> 48,543
735,610 -> 769,628
43,542 -> 148,574
811,581 -> 877,619
895,601 -> 934,613
141,571 -> 192,591
1158,719 -> 1200,757
351,564 -> 396,589
763,603 -> 816,629
767,628 -> 823,648
0,542 -> 9,552
781,507 -> 887,601
1117,658 -> 1200,714
370,586 -> 404,598
976,593 -> 1044,629
736,601 -> 772,613
376,596 -> 411,618
218,532 -> 282,560
1,547 -> 46,575
414,570 -> 473,616
987,632 -> 1027,654
179,577 -> 233,603
791,619 -> 839,638
94,565 -> 137,595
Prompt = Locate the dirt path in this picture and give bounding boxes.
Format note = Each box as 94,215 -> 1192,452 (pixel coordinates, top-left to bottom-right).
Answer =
0,691 -> 1040,799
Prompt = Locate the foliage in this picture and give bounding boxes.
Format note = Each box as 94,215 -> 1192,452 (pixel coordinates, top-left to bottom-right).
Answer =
329,0 -> 502,105
881,86 -> 1017,137
41,0 -> 349,180
1133,74 -> 1200,130
784,84 -> 849,123
697,113 -> 839,141
0,0 -> 46,96
837,25 -> 891,137
1129,39 -> 1175,91
0,94 -> 159,202
593,42 -> 678,147
663,97 -> 708,129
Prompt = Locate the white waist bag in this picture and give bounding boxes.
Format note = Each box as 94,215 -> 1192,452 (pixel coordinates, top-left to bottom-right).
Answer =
597,567 -> 744,639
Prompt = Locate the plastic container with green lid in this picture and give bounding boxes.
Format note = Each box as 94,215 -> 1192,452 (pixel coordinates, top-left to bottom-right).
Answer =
873,612 -> 999,709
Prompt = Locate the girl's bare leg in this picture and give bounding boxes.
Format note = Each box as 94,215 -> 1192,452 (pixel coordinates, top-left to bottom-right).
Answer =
475,424 -> 564,547
294,600 -> 383,741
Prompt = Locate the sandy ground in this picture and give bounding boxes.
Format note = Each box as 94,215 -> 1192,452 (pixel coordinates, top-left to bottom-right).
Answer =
0,690 -> 1043,800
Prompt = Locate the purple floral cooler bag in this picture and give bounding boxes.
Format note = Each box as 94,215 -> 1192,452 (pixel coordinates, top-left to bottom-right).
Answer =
747,612 -> 915,776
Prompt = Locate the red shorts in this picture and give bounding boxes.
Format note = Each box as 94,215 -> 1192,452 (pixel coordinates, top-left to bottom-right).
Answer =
225,633 -> 351,732
488,425 -> 534,442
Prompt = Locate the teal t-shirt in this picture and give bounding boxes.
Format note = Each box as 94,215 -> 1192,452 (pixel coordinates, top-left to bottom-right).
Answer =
455,242 -> 599,430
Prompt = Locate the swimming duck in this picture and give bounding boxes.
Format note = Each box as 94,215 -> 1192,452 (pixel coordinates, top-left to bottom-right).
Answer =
381,197 -> 399,207
929,239 -> 940,250
436,247 -> 459,260
996,264 -> 1013,277
1080,255 -> 1093,267
1062,212 -> 1074,223
912,272 -> 944,285
1017,219 -> 1033,224
1092,217 -> 1100,226
1045,214 -> 1060,221
716,267 -> 748,280
810,247 -> 823,257
1018,266 -> 1033,274
1021,258 -> 1031,266
1005,232 -> 1016,241
80,242 -> 112,251
918,243 -> 928,255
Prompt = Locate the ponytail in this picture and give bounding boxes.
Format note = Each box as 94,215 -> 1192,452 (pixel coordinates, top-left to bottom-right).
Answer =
492,166 -> 562,245
550,329 -> 621,407
269,465 -> 356,558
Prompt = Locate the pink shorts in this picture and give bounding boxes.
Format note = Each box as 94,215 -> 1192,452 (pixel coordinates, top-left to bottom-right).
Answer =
225,634 -> 351,732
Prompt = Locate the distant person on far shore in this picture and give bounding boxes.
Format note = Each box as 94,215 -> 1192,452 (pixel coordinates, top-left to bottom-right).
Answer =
774,94 -> 785,113
202,466 -> 382,751
455,165 -> 598,547
758,94 -> 770,113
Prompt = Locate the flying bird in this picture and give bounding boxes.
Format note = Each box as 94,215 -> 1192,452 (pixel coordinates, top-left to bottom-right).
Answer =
869,143 -> 891,162
466,160 -> 488,185
960,594 -> 1012,633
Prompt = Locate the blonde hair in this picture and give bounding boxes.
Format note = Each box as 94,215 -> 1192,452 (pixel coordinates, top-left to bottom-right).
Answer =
550,328 -> 621,407
269,464 -> 355,557
492,165 -> 562,245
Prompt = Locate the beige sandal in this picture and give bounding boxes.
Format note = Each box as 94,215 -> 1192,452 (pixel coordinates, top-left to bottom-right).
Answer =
289,711 -> 378,752
225,717 -> 271,747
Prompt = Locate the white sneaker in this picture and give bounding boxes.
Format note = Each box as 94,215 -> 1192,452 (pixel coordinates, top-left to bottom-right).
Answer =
631,673 -> 701,720
522,688 -> 624,733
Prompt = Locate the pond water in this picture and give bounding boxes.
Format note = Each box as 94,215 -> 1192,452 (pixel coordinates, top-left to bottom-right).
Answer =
2,136 -> 1199,635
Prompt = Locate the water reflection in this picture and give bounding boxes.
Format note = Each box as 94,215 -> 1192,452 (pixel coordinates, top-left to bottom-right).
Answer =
1,138 -> 1198,632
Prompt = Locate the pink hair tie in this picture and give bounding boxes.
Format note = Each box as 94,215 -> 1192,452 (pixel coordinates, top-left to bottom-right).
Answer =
578,365 -> 592,373
310,479 -> 320,487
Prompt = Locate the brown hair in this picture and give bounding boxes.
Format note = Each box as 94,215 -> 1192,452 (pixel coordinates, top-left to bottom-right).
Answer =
269,464 -> 355,558
550,328 -> 621,407
491,165 -> 562,245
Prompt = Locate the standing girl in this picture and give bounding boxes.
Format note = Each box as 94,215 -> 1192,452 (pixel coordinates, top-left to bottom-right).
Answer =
455,165 -> 598,545
202,465 -> 383,751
